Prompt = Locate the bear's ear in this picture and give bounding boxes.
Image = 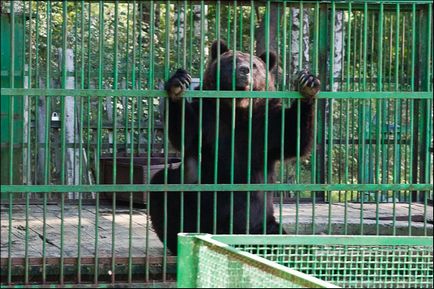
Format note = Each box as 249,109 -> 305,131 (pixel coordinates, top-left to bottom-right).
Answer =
211,40 -> 229,61
259,51 -> 277,71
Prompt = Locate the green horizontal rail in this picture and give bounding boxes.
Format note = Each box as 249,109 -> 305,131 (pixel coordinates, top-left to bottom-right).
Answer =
1,283 -> 176,289
272,0 -> 433,2
1,88 -> 432,99
1,183 -> 431,193
211,234 -> 434,247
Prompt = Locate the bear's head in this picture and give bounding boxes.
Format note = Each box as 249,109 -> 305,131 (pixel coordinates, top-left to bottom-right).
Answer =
202,40 -> 277,106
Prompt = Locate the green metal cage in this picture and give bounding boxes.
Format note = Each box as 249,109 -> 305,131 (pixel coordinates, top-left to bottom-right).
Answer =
178,234 -> 433,288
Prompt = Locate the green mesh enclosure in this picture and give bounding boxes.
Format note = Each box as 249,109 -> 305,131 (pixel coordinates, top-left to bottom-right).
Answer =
235,244 -> 433,288
177,234 -> 433,288
195,245 -> 331,288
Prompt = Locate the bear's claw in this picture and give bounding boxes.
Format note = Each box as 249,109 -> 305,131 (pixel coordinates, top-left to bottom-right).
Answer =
166,69 -> 192,100
295,69 -> 320,100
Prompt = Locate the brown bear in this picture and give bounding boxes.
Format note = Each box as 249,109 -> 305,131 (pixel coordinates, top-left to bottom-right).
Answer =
150,40 -> 320,255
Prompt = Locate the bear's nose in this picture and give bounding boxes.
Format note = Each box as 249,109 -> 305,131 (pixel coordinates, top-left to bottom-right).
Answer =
238,65 -> 250,75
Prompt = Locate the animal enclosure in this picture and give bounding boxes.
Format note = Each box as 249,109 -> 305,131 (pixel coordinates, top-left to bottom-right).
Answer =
0,0 -> 433,287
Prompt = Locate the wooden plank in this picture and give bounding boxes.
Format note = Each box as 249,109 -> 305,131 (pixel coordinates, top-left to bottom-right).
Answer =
1,203 -> 432,259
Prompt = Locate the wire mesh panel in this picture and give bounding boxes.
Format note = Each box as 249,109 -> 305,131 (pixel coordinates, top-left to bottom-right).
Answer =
236,244 -> 433,288
177,234 -> 338,288
196,247 -> 310,288
178,234 -> 433,288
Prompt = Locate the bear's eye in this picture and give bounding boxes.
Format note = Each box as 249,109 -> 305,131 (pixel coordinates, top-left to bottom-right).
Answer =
253,63 -> 257,69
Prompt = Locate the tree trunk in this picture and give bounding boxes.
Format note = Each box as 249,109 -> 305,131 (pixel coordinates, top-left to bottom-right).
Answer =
174,4 -> 185,45
255,3 -> 280,57
37,78 -> 46,185
290,8 -> 310,79
58,48 -> 80,199
193,5 -> 207,38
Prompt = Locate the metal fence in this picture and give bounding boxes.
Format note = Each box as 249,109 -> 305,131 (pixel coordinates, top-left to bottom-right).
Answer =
0,0 -> 433,287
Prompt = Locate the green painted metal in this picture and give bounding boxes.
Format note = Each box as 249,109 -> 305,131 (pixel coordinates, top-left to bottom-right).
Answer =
2,88 -> 432,99
0,13 -> 24,189
0,1 -> 433,287
178,234 -> 338,288
177,234 -> 200,288
178,234 -> 433,288
2,183 -> 431,193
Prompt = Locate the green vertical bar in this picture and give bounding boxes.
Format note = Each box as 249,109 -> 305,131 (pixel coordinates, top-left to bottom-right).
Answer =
378,5 -> 384,203
180,79 -> 186,235
77,1 -> 85,283
111,0 -> 119,284
229,1 -> 237,235
34,0 -> 40,191
59,1 -> 67,283
94,1 -> 104,284
352,12 -> 357,92
370,13 -> 375,91
128,2 -> 137,283
176,2 -> 181,66
188,1 -> 193,72
383,13 -> 392,188
183,1 -> 187,69
389,15 -> 394,92
375,6 -> 383,235
180,100 -> 185,234
262,0 -> 271,235
238,3 -> 243,51
401,15 -> 407,100
42,1 -> 52,283
213,1 -> 221,235
246,0 -> 255,234
128,98 -> 134,284
275,4 -> 280,91
317,4 -> 328,197
392,4 -> 400,235
7,1 -> 15,284
226,4 -> 231,49
423,3 -> 432,236
375,92 -> 382,235
138,1 -> 143,89
327,1 -> 335,235
180,0 -> 188,235
407,4 -> 416,235
132,1 -> 137,89
280,1 -> 287,235
146,2 -> 155,281
396,6 -> 403,200
311,1 -> 320,235
124,2 -> 130,149
295,2 -> 303,235
344,1 -> 352,235
125,2 -> 130,90
163,1 -> 170,281
24,1 -> 32,284
196,0 -> 205,233
350,12 -> 357,199
74,2 -> 78,89
86,2 -> 91,169
359,2 -> 369,235
180,1 -> 187,237
137,2 -> 143,155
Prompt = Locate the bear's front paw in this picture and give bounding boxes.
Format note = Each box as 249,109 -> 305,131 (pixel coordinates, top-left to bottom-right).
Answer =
295,70 -> 320,101
165,69 -> 192,101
